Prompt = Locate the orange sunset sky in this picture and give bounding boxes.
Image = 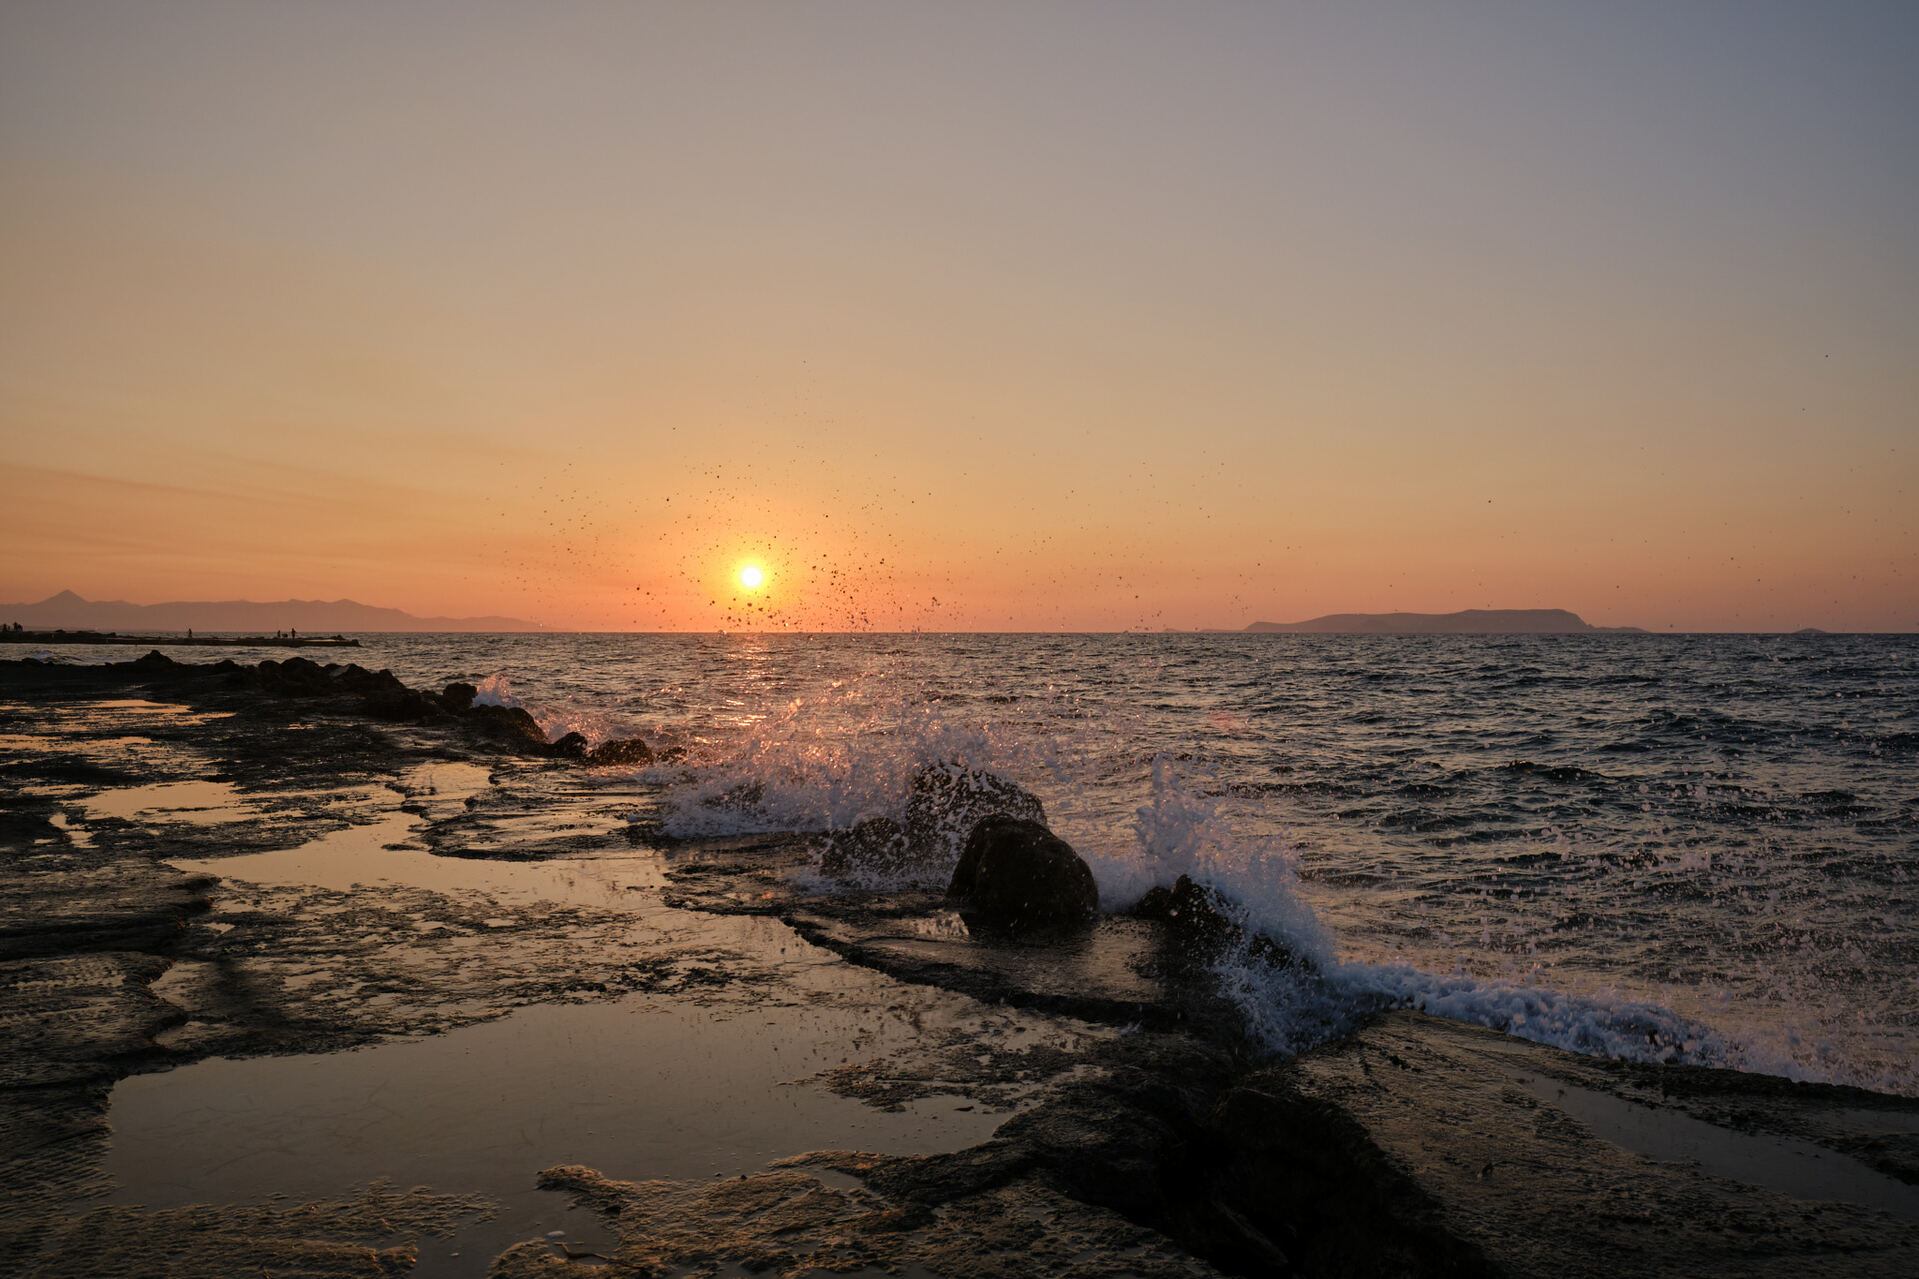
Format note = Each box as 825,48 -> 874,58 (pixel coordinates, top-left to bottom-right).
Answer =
3,2 -> 1914,632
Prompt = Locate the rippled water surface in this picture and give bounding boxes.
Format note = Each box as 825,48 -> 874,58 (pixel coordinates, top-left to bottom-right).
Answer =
71,631 -> 1919,1090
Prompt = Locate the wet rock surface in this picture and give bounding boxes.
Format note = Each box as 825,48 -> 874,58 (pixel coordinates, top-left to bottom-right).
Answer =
2,650 -> 627,759
0,660 -> 678,1257
904,760 -> 1048,859
1282,1012 -> 1919,1276
819,814 -> 914,879
583,736 -> 653,767
3,656 -> 1917,1278
948,814 -> 1100,932
1132,872 -> 1307,975
817,763 -> 1051,886
656,810 -> 1919,1277
500,1152 -> 1232,1279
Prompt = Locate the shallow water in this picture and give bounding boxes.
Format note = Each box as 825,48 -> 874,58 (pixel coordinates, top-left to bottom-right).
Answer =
86,750 -> 1076,1274
109,953 -> 1024,1276
158,762 -> 668,905
1502,1066 -> 1919,1223
85,779 -> 246,824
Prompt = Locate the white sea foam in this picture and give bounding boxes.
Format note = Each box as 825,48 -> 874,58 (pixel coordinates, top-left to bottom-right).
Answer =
655,683 -> 1073,845
471,673 -> 645,749
641,701 -> 1753,1069
1338,965 -> 1735,1063
472,673 -> 523,709
1112,757 -> 1335,960
1125,764 -> 1818,1072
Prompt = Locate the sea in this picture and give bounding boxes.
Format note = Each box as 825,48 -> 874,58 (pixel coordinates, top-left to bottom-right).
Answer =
43,631 -> 1919,1095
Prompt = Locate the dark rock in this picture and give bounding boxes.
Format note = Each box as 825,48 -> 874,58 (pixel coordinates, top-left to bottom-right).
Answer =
820,817 -> 913,879
442,681 -> 478,712
1132,874 -> 1301,970
903,761 -> 1046,859
1133,874 -> 1246,946
255,656 -> 335,695
585,737 -> 653,767
551,731 -> 589,759
463,702 -> 551,750
813,760 -> 1045,885
328,664 -> 406,695
948,815 -> 1098,931
360,687 -> 439,722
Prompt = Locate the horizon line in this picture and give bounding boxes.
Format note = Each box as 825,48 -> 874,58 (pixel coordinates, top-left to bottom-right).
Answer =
14,627 -> 1913,637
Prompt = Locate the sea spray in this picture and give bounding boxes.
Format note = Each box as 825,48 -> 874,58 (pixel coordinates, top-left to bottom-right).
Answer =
472,672 -> 522,709
645,706 -> 1898,1080
1119,757 -> 1334,959
1114,759 -> 1365,1051
655,676 -> 1078,848
472,672 -> 647,749
1342,965 -> 1745,1069
1080,759 -> 1828,1072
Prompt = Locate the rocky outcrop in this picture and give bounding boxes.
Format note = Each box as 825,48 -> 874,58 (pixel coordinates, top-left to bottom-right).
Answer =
670,830 -> 1919,1279
0,650 -> 652,764
1279,1011 -> 1919,1276
947,815 -> 1099,931
1131,874 -> 1303,971
462,702 -> 554,750
818,762 -> 1049,882
585,737 -> 653,767
904,761 -> 1047,858
818,817 -> 914,879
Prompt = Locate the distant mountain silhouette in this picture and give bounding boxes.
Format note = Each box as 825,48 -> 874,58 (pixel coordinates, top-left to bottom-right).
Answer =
1243,609 -> 1645,635
3,590 -> 544,633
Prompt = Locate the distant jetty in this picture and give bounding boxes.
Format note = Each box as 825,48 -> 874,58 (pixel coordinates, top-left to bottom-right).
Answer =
0,629 -> 360,649
1242,608 -> 1646,635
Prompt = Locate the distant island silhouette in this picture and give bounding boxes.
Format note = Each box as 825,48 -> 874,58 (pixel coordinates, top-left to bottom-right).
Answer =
2,591 -> 544,633
1241,609 -> 1647,634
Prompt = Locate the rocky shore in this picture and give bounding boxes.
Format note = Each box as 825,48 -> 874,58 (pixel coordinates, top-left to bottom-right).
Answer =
2,653 -> 1915,1277
0,630 -> 363,648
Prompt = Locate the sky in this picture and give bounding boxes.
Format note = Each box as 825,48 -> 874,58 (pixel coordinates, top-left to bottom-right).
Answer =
2,0 -> 1914,631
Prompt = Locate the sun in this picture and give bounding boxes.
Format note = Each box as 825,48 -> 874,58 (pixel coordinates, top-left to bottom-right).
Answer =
737,563 -> 765,590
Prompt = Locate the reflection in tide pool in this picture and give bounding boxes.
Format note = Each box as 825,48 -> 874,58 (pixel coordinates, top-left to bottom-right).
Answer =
108,945 -> 1027,1277
169,808 -> 666,905
84,780 -> 247,825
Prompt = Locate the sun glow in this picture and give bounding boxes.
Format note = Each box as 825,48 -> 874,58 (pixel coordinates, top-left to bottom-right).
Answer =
738,564 -> 765,590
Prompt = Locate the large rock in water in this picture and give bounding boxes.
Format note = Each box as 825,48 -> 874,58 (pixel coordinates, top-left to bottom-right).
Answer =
1131,873 -> 1303,971
585,737 -> 653,767
463,702 -> 553,750
903,762 -> 1047,859
819,817 -> 914,879
948,815 -> 1098,931
820,762 -> 1049,883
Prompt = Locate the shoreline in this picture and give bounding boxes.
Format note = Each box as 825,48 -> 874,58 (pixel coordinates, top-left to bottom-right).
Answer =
3,653 -> 1916,1276
1,630 -> 361,648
